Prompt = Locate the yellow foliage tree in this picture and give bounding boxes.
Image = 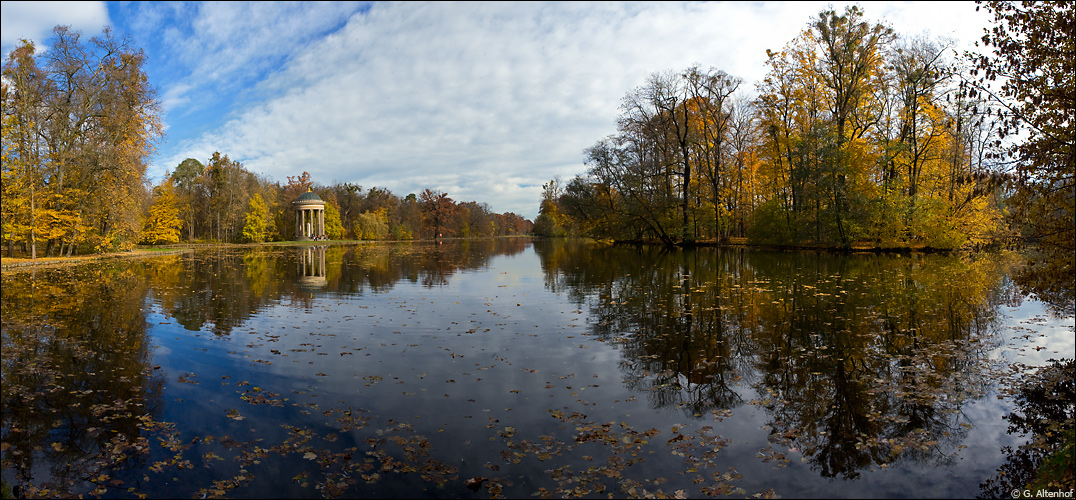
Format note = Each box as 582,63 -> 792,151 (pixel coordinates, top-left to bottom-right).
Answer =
240,193 -> 271,243
142,180 -> 182,245
353,209 -> 388,240
324,202 -> 345,240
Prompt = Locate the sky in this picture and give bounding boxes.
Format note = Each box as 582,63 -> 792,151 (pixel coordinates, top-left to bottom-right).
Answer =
1,1 -> 994,219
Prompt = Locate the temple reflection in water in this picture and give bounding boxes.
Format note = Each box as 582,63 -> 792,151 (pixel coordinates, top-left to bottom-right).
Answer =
297,245 -> 327,289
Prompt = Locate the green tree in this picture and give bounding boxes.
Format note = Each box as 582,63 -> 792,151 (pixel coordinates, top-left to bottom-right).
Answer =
353,210 -> 388,240
172,158 -> 205,241
240,193 -> 271,243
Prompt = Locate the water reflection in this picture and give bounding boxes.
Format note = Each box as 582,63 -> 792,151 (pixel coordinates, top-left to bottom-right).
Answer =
1,239 -> 534,497
153,239 -> 531,334
296,245 -> 328,290
1,264 -> 166,497
535,241 -> 1013,479
1,240 -> 1057,498
979,358 -> 1075,498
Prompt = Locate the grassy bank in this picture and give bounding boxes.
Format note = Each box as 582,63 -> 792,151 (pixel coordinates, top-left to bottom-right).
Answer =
0,248 -> 189,272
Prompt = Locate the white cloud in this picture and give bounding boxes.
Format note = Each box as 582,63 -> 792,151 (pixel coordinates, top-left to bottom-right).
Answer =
873,1 -> 991,47
159,82 -> 193,114
157,2 -> 362,87
0,1 -> 109,53
169,2 -> 812,217
5,1 -> 991,220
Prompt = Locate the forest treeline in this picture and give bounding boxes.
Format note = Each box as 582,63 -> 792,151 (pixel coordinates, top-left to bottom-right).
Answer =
1,29 -> 531,258
534,3 -> 1073,261
143,158 -> 532,246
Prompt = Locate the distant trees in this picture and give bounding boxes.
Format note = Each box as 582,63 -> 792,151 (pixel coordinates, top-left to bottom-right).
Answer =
163,153 -> 278,244
140,162 -> 530,246
546,4 -> 1011,251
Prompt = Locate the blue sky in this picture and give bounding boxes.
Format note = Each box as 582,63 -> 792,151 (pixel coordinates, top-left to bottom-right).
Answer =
1,1 -> 992,219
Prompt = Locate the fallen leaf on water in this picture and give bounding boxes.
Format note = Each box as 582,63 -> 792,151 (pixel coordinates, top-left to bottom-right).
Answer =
465,476 -> 488,491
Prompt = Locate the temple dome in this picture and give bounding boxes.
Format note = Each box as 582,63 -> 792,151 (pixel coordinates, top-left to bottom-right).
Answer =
295,190 -> 323,202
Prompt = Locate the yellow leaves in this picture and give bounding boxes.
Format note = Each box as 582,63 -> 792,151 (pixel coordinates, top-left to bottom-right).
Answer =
240,193 -> 272,243
353,210 -> 389,240
35,208 -> 82,242
142,179 -> 182,245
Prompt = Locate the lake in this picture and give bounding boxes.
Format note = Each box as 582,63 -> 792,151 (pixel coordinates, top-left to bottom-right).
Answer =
2,239 -> 1073,498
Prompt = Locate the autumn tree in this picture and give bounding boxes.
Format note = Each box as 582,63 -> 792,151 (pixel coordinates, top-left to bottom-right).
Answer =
395,193 -> 421,239
240,193 -> 272,243
419,189 -> 456,238
966,0 -> 1075,310
142,177 -> 182,244
324,201 -> 344,240
329,182 -> 362,238
555,5 -> 1007,251
812,6 -> 894,246
619,71 -> 697,242
353,210 -> 389,240
201,152 -> 278,243
159,153 -> 278,243
43,27 -> 161,253
1,26 -> 162,256
684,66 -> 742,240
0,84 -> 16,256
172,158 -> 205,241
275,171 -> 314,240
533,179 -> 567,237
283,171 -> 313,202
1,41 -> 47,258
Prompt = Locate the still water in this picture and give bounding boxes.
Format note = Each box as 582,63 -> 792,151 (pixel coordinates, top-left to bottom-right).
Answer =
2,239 -> 1072,498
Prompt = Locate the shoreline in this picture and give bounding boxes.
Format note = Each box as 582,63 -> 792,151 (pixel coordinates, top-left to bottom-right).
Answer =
0,236 -> 534,272
0,234 -> 1015,272
0,248 -> 191,272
